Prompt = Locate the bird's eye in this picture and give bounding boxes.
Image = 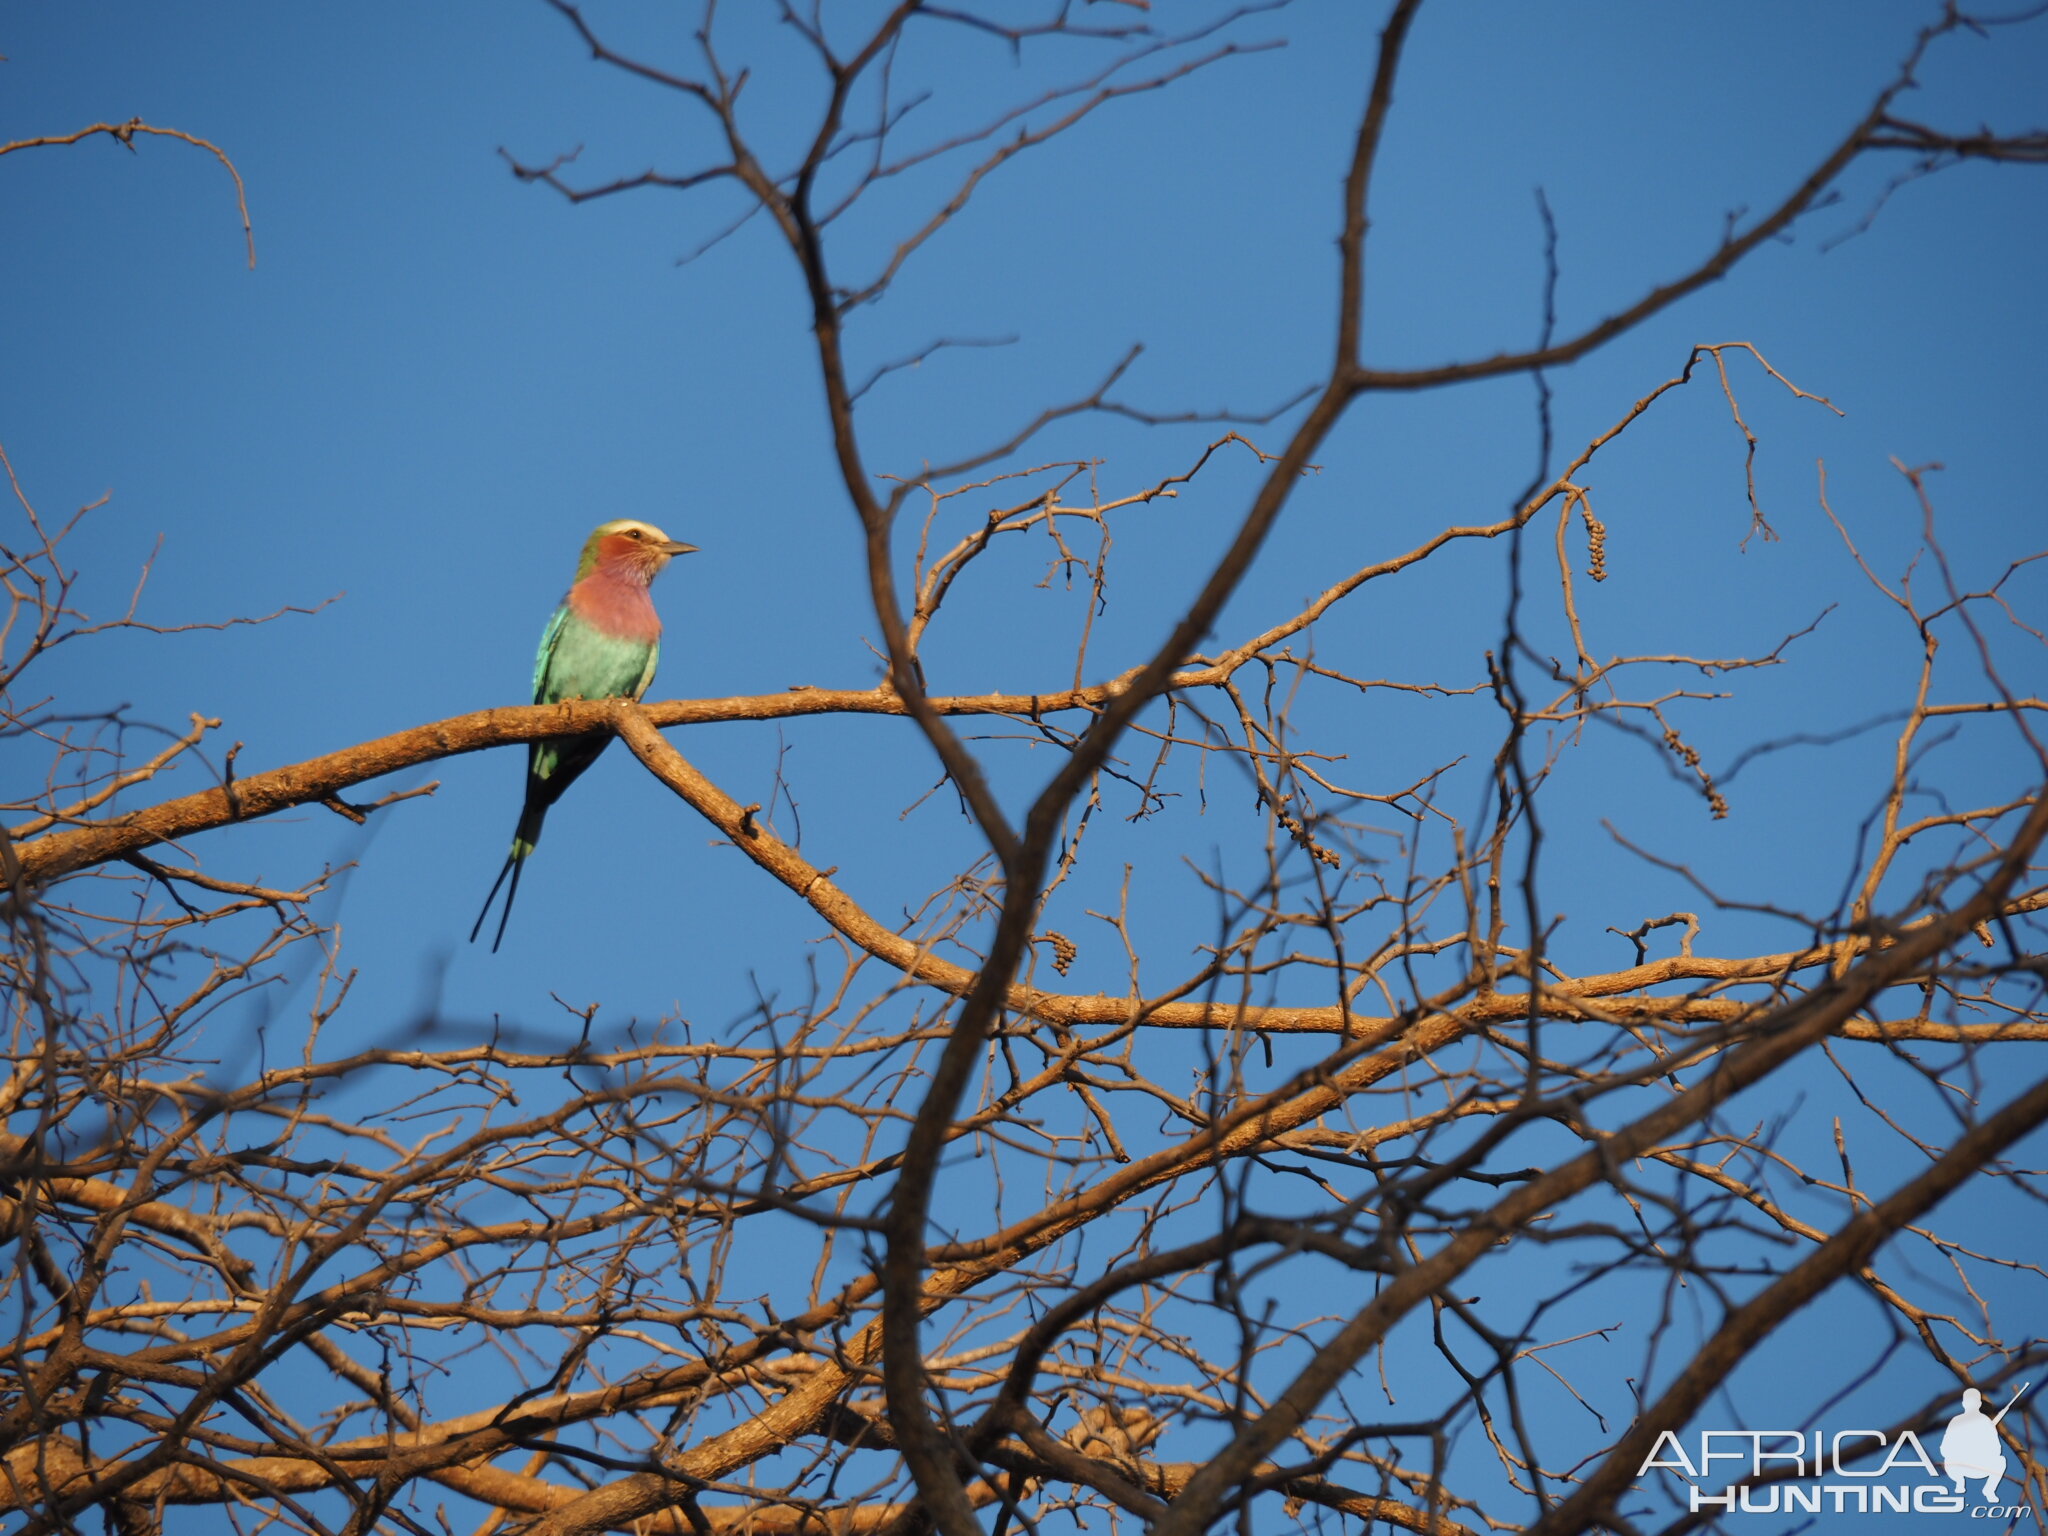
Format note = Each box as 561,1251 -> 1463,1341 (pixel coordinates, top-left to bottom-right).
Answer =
625,529 -> 643,540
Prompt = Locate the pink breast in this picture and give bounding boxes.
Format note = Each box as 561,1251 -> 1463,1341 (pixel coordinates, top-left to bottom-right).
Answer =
568,569 -> 662,643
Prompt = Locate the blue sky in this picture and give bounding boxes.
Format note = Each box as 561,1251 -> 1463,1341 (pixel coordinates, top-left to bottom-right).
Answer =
7,3 -> 2041,1003
6,1 -> 2046,1525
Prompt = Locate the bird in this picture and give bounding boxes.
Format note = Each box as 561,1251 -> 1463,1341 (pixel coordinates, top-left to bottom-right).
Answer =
470,518 -> 698,951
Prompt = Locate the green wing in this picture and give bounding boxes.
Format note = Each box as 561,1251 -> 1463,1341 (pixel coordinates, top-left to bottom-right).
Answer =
632,638 -> 661,702
531,606 -> 570,703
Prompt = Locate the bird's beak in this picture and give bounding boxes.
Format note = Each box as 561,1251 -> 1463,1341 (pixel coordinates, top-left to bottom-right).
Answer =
660,540 -> 699,556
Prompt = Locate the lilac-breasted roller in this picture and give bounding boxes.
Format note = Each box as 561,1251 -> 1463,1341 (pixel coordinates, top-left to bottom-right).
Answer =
471,518 -> 698,950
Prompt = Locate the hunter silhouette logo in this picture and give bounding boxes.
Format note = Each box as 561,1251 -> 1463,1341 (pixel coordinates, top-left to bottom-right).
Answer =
1942,1385 -> 2026,1501
1638,1383 -> 2034,1518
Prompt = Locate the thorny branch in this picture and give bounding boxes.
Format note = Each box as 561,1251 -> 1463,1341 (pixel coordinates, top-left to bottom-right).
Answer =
0,118 -> 257,268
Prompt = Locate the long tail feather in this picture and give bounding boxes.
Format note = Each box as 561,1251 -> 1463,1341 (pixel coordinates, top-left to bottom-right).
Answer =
471,800 -> 550,952
491,856 -> 526,954
470,852 -> 517,946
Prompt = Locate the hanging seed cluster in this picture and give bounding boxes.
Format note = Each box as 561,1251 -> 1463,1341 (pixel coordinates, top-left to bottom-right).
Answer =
1664,725 -> 1729,819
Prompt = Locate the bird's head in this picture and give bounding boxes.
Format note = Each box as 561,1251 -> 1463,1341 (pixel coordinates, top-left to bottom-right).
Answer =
577,519 -> 699,585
